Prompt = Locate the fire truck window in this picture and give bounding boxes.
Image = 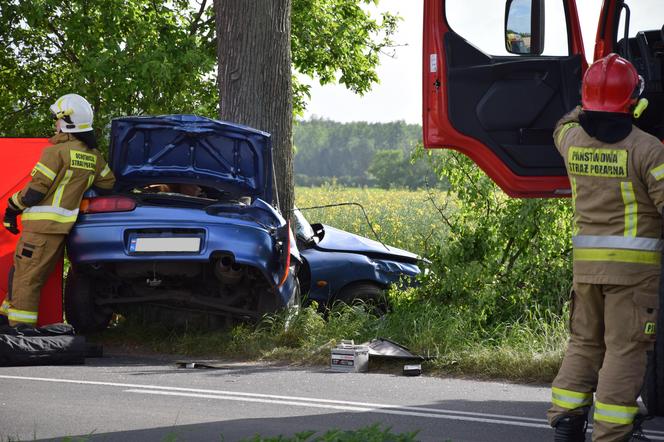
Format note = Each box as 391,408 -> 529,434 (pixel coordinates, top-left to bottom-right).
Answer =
446,0 -> 569,56
617,0 -> 662,38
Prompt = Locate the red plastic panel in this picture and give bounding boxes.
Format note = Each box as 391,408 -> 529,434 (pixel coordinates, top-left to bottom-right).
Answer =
0,138 -> 63,325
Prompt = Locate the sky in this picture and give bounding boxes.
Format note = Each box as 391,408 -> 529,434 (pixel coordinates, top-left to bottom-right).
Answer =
302,0 -> 423,124
301,0 -> 661,125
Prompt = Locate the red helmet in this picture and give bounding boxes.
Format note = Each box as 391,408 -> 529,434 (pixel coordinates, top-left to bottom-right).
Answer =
582,53 -> 643,113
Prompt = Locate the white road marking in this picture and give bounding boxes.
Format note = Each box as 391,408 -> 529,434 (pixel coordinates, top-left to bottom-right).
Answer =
2,374 -> 664,439
0,374 -> 541,422
125,389 -> 551,429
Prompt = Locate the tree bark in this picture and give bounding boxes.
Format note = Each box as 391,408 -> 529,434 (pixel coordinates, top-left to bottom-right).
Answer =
214,0 -> 294,216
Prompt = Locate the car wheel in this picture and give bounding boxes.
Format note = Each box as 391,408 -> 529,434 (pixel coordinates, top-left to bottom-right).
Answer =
64,271 -> 113,333
335,282 -> 388,316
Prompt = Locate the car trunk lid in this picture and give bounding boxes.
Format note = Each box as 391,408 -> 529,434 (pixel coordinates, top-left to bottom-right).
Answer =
110,115 -> 273,203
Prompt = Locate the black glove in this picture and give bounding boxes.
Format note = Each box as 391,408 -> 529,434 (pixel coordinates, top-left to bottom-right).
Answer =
3,200 -> 20,235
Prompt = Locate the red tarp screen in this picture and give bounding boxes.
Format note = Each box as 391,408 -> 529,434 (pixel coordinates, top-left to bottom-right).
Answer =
0,138 -> 63,325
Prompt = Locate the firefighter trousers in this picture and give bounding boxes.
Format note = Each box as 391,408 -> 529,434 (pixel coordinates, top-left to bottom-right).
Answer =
0,232 -> 66,326
547,277 -> 659,442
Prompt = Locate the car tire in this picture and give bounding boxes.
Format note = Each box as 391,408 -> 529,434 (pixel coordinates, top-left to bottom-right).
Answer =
64,271 -> 113,333
335,282 -> 388,316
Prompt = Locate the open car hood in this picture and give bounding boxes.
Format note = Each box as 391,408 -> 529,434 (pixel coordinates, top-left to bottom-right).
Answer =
317,225 -> 420,262
110,115 -> 273,203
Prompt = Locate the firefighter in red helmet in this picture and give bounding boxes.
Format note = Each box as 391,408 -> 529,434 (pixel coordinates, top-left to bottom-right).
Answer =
548,53 -> 662,442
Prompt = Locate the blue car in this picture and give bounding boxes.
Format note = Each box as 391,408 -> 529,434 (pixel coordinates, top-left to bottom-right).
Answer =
65,115 -> 300,332
292,208 -> 421,313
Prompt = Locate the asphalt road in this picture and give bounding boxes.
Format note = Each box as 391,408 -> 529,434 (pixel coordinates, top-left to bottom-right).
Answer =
2,353 -> 664,442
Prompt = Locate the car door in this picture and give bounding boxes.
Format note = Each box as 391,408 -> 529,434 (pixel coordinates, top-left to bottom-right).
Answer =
423,0 -> 588,197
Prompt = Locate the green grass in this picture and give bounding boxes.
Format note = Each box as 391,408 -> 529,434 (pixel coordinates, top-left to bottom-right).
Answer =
238,424 -> 419,441
96,290 -> 567,383
45,425 -> 420,442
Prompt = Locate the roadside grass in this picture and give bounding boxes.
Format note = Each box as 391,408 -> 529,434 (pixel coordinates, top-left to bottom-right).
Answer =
20,426 -> 424,442
238,424 -> 420,441
95,288 -> 567,383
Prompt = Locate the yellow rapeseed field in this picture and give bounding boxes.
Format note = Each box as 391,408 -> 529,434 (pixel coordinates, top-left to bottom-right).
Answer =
295,185 -> 451,257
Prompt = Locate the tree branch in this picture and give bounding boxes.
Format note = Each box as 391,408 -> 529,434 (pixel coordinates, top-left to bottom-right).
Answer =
502,208 -> 541,276
504,228 -> 538,275
190,0 -> 208,36
451,154 -> 482,198
424,180 -> 454,231
418,228 -> 436,257
46,22 -> 81,66
499,237 -> 515,267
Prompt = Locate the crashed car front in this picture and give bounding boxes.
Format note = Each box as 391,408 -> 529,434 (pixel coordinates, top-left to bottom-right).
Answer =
293,209 -> 421,309
65,115 -> 299,331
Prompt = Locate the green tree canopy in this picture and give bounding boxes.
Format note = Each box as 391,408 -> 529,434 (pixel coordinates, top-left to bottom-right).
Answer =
0,0 -> 397,140
368,148 -> 438,190
293,118 -> 423,187
291,0 -> 398,113
0,0 -> 217,139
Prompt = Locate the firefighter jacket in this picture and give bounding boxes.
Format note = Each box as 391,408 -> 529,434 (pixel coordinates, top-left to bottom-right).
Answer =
10,132 -> 115,234
554,107 -> 664,285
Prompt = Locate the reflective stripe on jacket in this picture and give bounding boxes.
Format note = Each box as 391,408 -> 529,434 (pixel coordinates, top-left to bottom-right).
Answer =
554,107 -> 664,285
15,133 -> 116,234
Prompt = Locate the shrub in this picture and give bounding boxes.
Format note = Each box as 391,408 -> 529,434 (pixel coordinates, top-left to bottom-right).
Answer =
417,150 -> 573,330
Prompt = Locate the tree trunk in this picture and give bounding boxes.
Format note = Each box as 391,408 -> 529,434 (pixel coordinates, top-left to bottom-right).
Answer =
214,0 -> 294,216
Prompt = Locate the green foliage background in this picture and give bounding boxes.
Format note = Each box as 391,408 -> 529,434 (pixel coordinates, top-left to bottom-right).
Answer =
0,0 -> 397,143
0,0 -> 218,139
293,119 -> 436,188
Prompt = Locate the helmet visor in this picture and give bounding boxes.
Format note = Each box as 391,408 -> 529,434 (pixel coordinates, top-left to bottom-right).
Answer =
632,75 -> 645,99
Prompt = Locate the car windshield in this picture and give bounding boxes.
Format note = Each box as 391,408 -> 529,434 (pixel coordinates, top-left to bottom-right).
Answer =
293,208 -> 315,242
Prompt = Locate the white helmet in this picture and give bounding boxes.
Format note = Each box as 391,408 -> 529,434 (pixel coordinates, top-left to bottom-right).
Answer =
50,93 -> 94,133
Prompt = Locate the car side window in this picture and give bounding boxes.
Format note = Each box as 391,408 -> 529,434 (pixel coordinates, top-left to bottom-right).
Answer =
445,0 -> 569,56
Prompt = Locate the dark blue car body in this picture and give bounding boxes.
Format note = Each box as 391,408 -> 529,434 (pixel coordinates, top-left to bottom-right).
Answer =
293,210 -> 421,308
65,115 -> 299,331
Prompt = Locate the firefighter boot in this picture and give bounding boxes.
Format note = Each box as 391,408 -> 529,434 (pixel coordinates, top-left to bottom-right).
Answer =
552,407 -> 589,442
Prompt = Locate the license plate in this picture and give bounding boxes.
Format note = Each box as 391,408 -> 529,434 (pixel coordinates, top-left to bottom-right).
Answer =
131,237 -> 201,253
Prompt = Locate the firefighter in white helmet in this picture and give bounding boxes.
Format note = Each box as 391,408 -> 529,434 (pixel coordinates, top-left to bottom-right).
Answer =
1,93 -> 115,327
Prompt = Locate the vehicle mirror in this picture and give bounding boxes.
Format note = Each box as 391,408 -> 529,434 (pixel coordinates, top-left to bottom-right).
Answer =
505,0 -> 544,55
